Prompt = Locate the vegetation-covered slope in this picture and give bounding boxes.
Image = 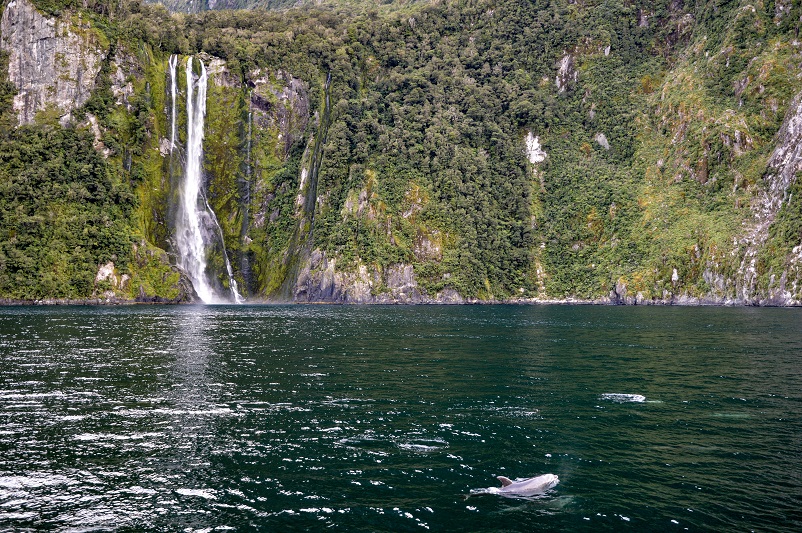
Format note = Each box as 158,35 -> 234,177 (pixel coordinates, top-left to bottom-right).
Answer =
152,0 -> 427,16
1,0 -> 801,304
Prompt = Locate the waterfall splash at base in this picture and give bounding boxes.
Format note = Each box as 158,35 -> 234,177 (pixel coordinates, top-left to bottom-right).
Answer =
172,56 -> 243,304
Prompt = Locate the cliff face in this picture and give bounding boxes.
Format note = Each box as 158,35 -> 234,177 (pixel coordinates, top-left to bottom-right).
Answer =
0,0 -> 105,124
3,0 -> 802,305
292,250 -> 465,304
737,91 -> 802,305
0,1 -> 195,302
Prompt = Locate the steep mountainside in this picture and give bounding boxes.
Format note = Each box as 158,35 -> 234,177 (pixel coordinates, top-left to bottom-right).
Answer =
1,0 -> 802,304
151,0 -> 426,15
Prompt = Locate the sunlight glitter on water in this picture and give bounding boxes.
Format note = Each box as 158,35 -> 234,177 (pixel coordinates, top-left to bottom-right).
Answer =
0,305 -> 800,531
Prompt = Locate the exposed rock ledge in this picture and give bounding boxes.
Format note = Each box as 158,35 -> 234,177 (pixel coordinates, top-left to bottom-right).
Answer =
736,87 -> 802,305
292,250 -> 463,304
286,250 -> 802,306
0,0 -> 106,124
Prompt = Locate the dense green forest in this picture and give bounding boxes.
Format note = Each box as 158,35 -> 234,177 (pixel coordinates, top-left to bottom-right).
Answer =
155,0 -> 428,15
1,0 -> 802,303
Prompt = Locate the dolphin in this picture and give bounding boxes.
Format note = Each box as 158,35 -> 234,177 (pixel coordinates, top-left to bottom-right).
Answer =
468,473 -> 559,499
496,474 -> 559,496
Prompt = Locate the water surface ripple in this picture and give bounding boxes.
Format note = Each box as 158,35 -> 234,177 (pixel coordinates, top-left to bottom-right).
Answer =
0,305 -> 800,531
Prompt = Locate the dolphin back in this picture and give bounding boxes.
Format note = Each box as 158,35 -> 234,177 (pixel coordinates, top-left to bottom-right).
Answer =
498,473 -> 559,496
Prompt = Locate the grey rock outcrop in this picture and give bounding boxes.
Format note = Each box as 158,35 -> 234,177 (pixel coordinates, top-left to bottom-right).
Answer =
774,0 -> 793,20
206,56 -> 240,88
555,52 -> 576,93
381,264 -> 423,303
294,250 -> 377,303
736,89 -> 802,304
594,132 -> 610,151
0,0 -> 106,125
249,68 -> 310,158
292,249 -> 460,304
110,50 -> 139,111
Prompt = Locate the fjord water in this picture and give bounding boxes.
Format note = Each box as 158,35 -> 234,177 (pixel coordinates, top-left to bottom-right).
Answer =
0,305 -> 800,532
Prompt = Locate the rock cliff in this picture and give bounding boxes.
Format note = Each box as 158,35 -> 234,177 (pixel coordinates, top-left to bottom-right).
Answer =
292,250 -> 466,304
0,0 -> 105,124
737,89 -> 802,305
3,0 -> 802,305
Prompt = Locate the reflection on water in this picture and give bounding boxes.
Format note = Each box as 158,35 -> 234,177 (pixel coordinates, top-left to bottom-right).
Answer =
152,308 -> 230,527
0,304 -> 800,531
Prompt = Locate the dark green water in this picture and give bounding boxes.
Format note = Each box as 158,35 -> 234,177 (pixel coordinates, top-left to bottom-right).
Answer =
0,305 -> 800,532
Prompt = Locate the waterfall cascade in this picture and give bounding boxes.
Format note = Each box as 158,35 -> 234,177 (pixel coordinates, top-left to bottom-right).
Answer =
177,56 -> 215,303
206,197 -> 244,304
245,102 -> 252,203
171,56 -> 244,304
168,55 -> 177,150
240,101 -> 253,284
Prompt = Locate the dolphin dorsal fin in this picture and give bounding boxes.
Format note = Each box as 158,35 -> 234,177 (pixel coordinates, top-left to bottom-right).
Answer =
497,476 -> 513,487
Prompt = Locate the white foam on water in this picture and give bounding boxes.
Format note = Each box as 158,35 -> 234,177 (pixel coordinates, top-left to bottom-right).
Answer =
0,474 -> 72,489
0,391 -> 65,399
74,432 -> 163,442
0,512 -> 38,520
396,438 -> 449,453
599,393 -> 646,403
127,486 -> 158,495
176,488 -> 217,500
153,407 -> 234,416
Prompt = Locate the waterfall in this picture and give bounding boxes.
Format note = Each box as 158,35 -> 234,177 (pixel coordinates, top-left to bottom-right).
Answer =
205,197 -> 244,304
245,103 -> 252,194
176,56 -> 215,303
240,99 -> 253,285
169,55 -> 178,150
174,56 -> 243,304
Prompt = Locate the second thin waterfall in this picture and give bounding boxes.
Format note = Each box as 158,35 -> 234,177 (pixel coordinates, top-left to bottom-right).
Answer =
174,56 -> 243,304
